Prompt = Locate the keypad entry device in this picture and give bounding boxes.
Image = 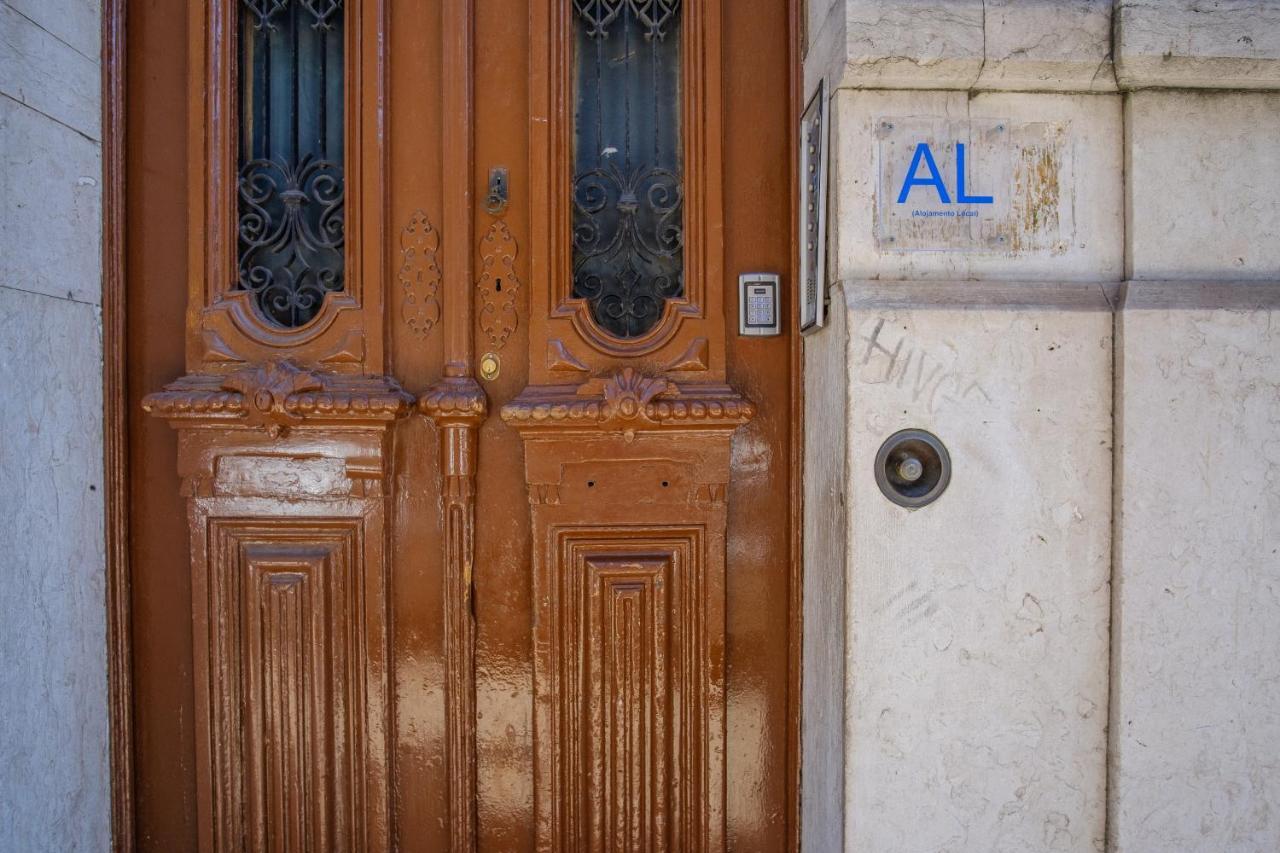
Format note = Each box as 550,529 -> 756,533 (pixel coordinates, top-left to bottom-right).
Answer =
738,273 -> 782,336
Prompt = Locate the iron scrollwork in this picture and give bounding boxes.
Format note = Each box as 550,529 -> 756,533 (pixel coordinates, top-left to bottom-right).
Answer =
243,0 -> 342,30
572,165 -> 683,338
573,0 -> 680,40
237,0 -> 345,329
238,156 -> 345,329
571,0 -> 684,339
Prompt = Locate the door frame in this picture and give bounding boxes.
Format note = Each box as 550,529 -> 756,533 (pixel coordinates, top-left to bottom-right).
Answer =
102,0 -> 134,849
100,2 -> 807,848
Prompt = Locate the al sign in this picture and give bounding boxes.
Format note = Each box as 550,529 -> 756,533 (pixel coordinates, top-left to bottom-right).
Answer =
897,142 -> 994,206
876,117 -> 1074,254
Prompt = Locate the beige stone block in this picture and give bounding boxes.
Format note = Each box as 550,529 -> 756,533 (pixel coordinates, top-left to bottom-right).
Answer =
0,2 -> 101,140
0,285 -> 109,852
5,0 -> 102,62
841,0 -> 986,90
838,286 -> 1112,853
0,96 -> 102,305
805,0 -> 1117,94
977,0 -> 1117,93
1127,91 -> 1280,281
804,0 -> 848,99
1117,0 -> 1280,90
830,90 -> 1123,282
1112,292 -> 1280,852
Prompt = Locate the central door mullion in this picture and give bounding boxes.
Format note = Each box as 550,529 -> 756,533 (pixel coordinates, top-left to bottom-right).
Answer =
418,3 -> 486,852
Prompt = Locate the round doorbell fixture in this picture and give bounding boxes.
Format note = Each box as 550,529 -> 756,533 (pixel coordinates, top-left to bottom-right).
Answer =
874,428 -> 951,509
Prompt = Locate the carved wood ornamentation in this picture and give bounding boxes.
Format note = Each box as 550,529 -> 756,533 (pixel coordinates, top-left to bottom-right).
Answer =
145,360 -> 412,436
528,0 -> 725,382
418,376 -> 488,853
188,0 -> 386,374
200,518 -> 372,852
144,364 -> 409,853
399,209 -> 444,339
501,369 -> 750,852
518,2 -> 741,846
477,220 -> 521,351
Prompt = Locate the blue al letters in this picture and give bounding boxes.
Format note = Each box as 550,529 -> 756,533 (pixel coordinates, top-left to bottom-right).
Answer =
896,142 -> 993,205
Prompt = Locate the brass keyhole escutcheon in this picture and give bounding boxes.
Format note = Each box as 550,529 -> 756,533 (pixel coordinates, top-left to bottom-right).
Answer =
479,352 -> 501,381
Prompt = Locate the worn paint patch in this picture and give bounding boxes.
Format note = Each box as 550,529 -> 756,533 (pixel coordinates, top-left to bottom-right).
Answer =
875,117 -> 1075,254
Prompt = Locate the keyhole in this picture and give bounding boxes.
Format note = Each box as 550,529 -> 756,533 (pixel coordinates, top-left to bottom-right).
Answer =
495,278 -> 502,292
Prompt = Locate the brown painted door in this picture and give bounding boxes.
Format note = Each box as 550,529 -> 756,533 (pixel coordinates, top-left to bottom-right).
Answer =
124,1 -> 799,851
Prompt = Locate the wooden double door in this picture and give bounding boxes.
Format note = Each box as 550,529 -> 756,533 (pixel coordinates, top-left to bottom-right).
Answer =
125,0 -> 799,850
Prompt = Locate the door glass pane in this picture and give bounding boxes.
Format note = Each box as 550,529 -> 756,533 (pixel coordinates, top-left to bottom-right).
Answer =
237,0 -> 345,329
572,0 -> 683,339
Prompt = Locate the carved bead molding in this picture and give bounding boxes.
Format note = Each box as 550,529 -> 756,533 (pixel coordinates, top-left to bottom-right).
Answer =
143,359 -> 413,435
501,368 -> 755,435
418,376 -> 489,428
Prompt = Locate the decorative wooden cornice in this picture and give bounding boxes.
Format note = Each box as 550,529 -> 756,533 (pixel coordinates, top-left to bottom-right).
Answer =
418,376 -> 489,428
501,368 -> 755,435
142,359 -> 413,433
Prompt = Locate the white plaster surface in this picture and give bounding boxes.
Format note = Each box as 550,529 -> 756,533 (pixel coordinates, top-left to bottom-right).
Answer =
1117,0 -> 1280,90
831,89 -> 1123,282
0,286 -> 109,852
801,295 -> 848,853
1127,91 -> 1280,281
839,290 -> 1112,852
0,95 -> 103,305
1111,302 -> 1280,853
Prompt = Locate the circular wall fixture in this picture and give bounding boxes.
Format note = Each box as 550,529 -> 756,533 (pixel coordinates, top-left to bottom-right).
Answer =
874,428 -> 951,508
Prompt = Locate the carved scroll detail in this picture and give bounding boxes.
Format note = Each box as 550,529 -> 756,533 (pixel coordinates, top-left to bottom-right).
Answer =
399,210 -> 443,339
546,339 -> 590,374
663,336 -> 710,372
476,221 -> 521,351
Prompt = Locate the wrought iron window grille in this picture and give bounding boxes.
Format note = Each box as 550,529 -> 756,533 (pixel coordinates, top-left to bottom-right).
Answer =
244,0 -> 342,31
571,0 -> 684,339
236,0 -> 345,329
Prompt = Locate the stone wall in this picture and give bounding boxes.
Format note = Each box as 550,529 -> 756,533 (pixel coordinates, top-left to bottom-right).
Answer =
0,1 -> 110,849
802,2 -> 1280,851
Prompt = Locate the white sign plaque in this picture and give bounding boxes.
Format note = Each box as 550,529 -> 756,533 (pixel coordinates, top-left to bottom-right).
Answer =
876,117 -> 1076,254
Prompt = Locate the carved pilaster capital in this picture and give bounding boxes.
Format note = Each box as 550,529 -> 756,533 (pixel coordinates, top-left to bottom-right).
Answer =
418,377 -> 489,428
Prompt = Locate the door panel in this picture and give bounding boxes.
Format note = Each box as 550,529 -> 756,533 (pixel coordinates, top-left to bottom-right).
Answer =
125,1 -> 798,850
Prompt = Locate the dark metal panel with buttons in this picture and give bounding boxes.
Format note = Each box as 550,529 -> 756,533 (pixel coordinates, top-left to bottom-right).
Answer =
739,273 -> 782,336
